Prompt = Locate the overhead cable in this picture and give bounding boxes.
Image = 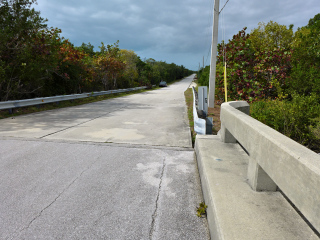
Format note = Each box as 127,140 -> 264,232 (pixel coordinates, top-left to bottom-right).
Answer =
219,0 -> 230,13
203,0 -> 215,67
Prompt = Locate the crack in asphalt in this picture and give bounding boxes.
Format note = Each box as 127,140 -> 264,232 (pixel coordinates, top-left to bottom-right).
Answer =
10,157 -> 101,239
149,158 -> 166,240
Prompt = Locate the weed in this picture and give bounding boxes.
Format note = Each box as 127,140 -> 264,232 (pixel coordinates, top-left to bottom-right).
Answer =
196,202 -> 208,217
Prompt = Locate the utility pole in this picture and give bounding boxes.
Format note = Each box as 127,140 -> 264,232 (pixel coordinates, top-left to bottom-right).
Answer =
208,0 -> 220,108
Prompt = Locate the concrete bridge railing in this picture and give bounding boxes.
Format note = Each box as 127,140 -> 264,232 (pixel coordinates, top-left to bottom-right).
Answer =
219,101 -> 320,233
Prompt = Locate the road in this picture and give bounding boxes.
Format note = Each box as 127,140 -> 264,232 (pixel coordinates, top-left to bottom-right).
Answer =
0,75 -> 210,239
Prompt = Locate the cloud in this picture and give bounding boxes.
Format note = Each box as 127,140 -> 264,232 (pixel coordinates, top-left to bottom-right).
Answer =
33,0 -> 320,70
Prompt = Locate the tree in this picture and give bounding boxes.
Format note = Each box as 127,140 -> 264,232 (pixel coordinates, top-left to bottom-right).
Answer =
95,41 -> 125,90
307,13 -> 320,28
249,21 -> 294,51
214,26 -> 291,102
289,13 -> 320,97
216,28 -> 259,101
0,1 -> 194,100
49,39 -> 90,95
197,66 -> 210,87
76,42 -> 95,57
0,0 -> 49,100
119,49 -> 139,87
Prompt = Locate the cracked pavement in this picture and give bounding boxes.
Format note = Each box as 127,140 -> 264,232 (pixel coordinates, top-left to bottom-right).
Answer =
0,75 -> 210,239
148,158 -> 165,239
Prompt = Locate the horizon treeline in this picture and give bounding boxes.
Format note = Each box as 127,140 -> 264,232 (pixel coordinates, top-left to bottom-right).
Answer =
0,0 -> 193,101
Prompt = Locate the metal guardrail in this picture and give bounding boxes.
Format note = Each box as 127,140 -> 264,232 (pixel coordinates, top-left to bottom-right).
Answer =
0,86 -> 147,112
192,87 -> 206,135
192,86 -> 213,135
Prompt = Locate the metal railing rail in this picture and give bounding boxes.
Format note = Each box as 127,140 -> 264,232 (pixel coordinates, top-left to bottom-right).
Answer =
0,86 -> 147,112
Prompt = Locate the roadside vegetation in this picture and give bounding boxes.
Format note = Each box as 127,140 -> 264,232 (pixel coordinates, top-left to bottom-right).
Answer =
198,14 -> 320,152
184,87 -> 196,144
0,0 -> 193,102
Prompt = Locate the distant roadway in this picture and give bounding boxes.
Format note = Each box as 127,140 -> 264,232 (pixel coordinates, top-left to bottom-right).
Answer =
0,74 -> 210,239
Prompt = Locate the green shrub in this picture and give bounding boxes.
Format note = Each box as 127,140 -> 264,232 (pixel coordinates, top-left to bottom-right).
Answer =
250,94 -> 320,151
198,66 -> 210,87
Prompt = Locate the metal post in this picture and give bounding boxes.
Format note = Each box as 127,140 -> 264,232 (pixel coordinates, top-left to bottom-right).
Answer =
198,86 -> 208,114
203,56 -> 204,69
208,0 -> 220,108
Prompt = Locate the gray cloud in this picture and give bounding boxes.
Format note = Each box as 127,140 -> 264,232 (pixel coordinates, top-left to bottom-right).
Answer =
33,0 -> 320,70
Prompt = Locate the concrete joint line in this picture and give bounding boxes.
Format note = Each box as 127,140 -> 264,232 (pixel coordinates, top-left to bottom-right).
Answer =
13,158 -> 101,238
40,106 -> 128,139
149,158 -> 166,240
0,137 -> 194,152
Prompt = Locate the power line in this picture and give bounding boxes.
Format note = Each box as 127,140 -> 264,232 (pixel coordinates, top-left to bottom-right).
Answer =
220,0 -> 227,64
203,0 -> 230,67
203,0 -> 215,67
219,0 -> 230,13
205,45 -> 211,66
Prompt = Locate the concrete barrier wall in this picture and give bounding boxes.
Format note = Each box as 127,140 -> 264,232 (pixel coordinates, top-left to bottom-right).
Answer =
219,101 -> 320,234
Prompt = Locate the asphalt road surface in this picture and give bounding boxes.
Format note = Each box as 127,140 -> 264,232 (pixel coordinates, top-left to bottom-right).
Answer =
0,75 -> 210,239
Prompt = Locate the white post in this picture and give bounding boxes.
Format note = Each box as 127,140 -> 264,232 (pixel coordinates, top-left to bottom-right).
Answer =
208,0 -> 220,108
198,86 -> 208,114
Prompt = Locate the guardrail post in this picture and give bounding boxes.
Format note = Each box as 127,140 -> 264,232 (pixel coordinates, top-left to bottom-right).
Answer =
198,86 -> 208,114
8,108 -> 13,114
206,117 -> 213,134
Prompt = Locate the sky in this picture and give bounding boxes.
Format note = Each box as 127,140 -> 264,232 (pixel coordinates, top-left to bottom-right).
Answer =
33,0 -> 320,71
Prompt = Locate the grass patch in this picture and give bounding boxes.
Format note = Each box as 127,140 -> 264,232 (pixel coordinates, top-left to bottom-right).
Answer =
0,88 -> 155,120
184,88 -> 196,145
